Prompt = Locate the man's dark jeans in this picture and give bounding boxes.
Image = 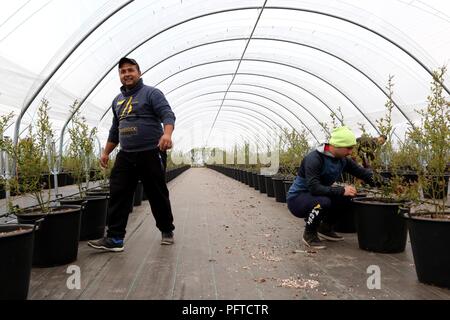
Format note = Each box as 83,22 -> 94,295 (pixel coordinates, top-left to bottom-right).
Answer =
106,149 -> 174,239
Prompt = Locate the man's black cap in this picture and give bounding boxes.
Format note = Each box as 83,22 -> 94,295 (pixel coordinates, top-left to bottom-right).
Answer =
118,57 -> 140,70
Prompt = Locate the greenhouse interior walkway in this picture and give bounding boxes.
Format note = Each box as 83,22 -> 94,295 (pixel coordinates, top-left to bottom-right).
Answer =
26,168 -> 450,300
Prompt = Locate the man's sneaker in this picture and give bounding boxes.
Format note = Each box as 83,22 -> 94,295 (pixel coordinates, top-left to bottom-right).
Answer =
317,223 -> 344,241
161,231 -> 174,245
302,230 -> 326,249
88,237 -> 124,252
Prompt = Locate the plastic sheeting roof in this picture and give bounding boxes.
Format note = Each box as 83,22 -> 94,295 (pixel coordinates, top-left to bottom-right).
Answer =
0,0 -> 449,152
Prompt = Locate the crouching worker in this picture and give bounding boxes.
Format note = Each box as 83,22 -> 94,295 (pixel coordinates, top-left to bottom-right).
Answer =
286,126 -> 375,249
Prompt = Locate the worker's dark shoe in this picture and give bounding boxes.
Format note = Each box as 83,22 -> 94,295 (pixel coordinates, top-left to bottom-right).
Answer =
302,230 -> 326,249
88,237 -> 124,252
161,231 -> 174,245
318,223 -> 344,241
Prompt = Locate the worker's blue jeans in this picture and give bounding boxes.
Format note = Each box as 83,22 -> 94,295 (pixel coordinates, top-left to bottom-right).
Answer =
287,192 -> 351,231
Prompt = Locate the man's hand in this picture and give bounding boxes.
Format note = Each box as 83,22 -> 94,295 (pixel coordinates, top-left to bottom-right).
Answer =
99,142 -> 117,168
100,152 -> 109,169
158,133 -> 173,151
343,185 -> 357,197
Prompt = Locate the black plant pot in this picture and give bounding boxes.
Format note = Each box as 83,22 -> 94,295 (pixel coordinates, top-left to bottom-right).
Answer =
272,177 -> 287,203
247,171 -> 255,187
83,196 -> 108,240
0,224 -> 35,300
265,176 -> 275,197
407,214 -> 450,289
134,181 -> 143,206
233,168 -> 238,181
252,172 -> 259,190
59,196 -> 108,241
379,171 -> 392,180
142,190 -> 148,201
86,188 -> 110,197
240,170 -> 246,183
398,171 -> 419,184
57,173 -> 68,187
334,193 -> 367,233
89,169 -> 98,180
352,197 -> 408,253
258,174 -> 266,194
0,185 -> 5,199
283,180 -> 293,197
242,170 -> 248,185
16,205 -> 82,267
40,174 -> 54,190
66,173 -> 75,186
379,170 -> 419,185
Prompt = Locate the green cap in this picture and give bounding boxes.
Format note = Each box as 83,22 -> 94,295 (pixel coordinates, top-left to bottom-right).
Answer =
329,126 -> 357,147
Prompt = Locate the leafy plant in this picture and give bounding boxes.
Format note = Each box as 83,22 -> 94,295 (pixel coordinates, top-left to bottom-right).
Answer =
0,112 -> 15,172
11,100 -> 55,213
372,76 -> 395,171
91,156 -> 112,188
67,101 -> 97,197
390,134 -> 421,172
0,112 -> 15,212
331,106 -> 345,128
61,155 -> 75,172
407,66 -> 450,216
0,112 -> 14,153
278,128 -> 310,177
370,76 -> 418,201
319,107 -> 345,142
318,121 -> 331,142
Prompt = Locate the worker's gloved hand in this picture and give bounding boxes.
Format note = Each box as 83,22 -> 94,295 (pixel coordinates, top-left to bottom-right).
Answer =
343,185 -> 357,197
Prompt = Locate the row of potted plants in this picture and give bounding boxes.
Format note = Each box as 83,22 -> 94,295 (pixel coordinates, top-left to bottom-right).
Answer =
0,170 -> 105,199
208,68 -> 449,289
207,127 -> 311,204
346,71 -> 449,290
1,97 -> 192,299
0,101 -> 108,300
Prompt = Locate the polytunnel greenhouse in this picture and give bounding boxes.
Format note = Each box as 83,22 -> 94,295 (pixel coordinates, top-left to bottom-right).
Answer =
0,0 -> 449,305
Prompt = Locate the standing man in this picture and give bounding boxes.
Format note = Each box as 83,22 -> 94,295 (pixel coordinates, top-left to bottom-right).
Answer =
286,126 -> 376,249
356,134 -> 387,168
88,57 -> 176,252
